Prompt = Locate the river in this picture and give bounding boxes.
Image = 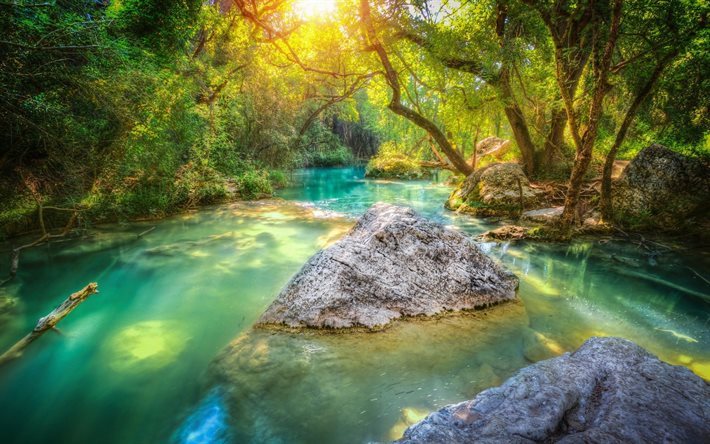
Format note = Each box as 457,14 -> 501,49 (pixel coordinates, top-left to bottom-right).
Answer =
0,167 -> 707,443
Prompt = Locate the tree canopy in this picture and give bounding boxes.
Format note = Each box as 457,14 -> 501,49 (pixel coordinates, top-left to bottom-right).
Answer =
0,0 -> 707,233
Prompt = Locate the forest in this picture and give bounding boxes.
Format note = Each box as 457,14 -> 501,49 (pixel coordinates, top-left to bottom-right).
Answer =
1,0 -> 707,235
0,0 -> 709,443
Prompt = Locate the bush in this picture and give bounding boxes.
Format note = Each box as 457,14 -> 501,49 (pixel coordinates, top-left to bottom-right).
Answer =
268,170 -> 289,188
236,170 -> 273,200
173,163 -> 228,206
301,145 -> 354,167
365,141 -> 430,179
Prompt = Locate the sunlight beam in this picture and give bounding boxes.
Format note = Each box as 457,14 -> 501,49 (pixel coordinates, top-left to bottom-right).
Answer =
292,0 -> 337,20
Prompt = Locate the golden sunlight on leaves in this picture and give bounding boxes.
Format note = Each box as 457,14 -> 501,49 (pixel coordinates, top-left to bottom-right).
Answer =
292,0 -> 338,20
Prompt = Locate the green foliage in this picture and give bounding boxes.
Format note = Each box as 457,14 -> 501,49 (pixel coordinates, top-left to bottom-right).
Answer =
365,142 -> 430,179
301,146 -> 355,167
235,170 -> 273,200
108,0 -> 202,52
298,120 -> 355,166
1,0 -> 708,236
268,170 -> 290,189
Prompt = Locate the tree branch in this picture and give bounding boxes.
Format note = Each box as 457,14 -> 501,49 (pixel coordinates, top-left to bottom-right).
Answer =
0,283 -> 98,366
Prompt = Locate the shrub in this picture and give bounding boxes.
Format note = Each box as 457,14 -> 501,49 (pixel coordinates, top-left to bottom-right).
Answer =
236,170 -> 273,200
268,170 -> 289,188
301,145 -> 354,167
365,141 -> 430,179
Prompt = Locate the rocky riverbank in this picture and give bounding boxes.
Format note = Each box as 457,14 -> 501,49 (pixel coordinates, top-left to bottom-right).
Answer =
398,337 -> 710,443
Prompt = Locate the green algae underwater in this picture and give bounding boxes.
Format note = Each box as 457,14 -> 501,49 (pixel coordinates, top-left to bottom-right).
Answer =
0,167 -> 708,444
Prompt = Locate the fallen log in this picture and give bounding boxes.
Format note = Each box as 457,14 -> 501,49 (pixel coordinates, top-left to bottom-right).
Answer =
0,282 -> 98,366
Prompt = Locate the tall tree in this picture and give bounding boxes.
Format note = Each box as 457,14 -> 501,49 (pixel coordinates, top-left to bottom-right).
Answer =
599,0 -> 706,221
396,0 -> 565,176
524,0 -> 624,225
359,0 -> 473,175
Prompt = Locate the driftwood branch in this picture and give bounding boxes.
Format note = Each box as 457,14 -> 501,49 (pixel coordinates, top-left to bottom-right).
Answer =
137,226 -> 156,239
687,266 -> 710,286
0,283 -> 98,366
1,202 -> 81,286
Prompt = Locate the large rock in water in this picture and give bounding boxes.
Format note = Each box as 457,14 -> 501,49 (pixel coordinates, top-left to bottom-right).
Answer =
613,144 -> 709,230
446,163 -> 542,217
257,203 -> 518,330
398,337 -> 710,443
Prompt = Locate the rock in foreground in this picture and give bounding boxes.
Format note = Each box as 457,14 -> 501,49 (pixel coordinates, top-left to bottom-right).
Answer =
398,337 -> 710,443
258,203 -> 518,329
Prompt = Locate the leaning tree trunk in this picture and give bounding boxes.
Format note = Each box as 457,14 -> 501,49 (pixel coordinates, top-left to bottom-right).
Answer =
600,53 -> 676,221
360,0 -> 473,176
499,65 -> 536,176
542,107 -> 567,169
502,103 -> 536,176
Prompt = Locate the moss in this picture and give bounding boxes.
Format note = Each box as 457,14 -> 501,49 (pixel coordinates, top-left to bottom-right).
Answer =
365,156 -> 430,179
365,142 -> 430,180
453,199 -> 521,218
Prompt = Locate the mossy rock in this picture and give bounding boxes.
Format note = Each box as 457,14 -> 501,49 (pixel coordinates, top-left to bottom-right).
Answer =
612,144 -> 710,231
365,155 -> 431,180
446,163 -> 542,217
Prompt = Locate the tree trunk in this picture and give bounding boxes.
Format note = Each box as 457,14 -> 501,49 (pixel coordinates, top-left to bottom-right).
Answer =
600,52 -> 676,221
543,107 -> 567,168
560,0 -> 623,226
360,0 -> 472,176
502,102 -> 536,176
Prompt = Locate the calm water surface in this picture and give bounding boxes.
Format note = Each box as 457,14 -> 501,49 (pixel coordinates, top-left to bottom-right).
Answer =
0,167 -> 708,443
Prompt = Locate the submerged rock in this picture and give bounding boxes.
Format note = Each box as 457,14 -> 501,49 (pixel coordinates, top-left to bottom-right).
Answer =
257,203 -> 518,330
210,302 -> 530,443
0,293 -> 21,327
398,337 -> 710,443
446,163 -> 542,217
521,327 -> 565,362
388,407 -> 431,441
103,320 -> 191,372
613,144 -> 710,230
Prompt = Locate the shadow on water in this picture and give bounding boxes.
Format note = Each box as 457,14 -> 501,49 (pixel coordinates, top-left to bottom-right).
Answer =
0,167 -> 707,444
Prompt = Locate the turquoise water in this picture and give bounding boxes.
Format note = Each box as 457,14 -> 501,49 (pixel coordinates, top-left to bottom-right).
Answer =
0,167 -> 708,443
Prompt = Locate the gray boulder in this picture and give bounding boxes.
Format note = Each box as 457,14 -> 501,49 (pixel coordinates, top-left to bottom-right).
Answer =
613,144 -> 709,230
257,203 -> 518,330
446,163 -> 542,217
398,337 -> 710,443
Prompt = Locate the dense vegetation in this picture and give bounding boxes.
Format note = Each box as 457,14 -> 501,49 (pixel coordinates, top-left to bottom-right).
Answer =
1,0 -> 707,237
